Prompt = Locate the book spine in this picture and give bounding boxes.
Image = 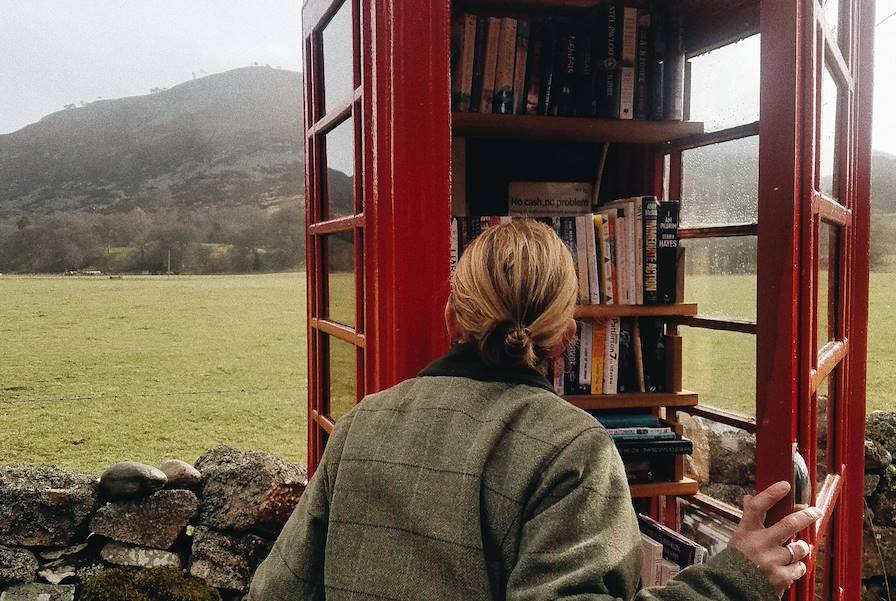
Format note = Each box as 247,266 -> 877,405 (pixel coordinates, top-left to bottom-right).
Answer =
575,25 -> 595,117
585,213 -> 601,304
617,317 -> 638,392
470,16 -> 490,112
607,214 -> 619,303
647,9 -> 664,121
574,216 -> 591,303
512,20 -> 531,115
615,439 -> 693,455
633,318 -> 645,391
493,18 -> 518,114
662,14 -> 685,120
616,210 -> 630,304
450,216 -> 460,273
599,214 -> 614,304
594,414 -> 661,428
579,321 -> 593,388
590,318 -> 606,394
479,17 -> 503,113
552,355 -> 565,395
603,317 -> 620,394
606,426 -> 672,436
638,515 -> 698,569
611,432 -> 677,441
657,201 -> 680,304
524,22 -> 544,115
594,3 -> 620,118
618,6 -> 637,120
538,22 -> 557,115
634,12 -> 650,120
552,27 -> 578,116
560,217 -> 579,290
634,200 -> 644,303
449,15 -> 465,111
643,196 -> 658,304
640,317 -> 666,392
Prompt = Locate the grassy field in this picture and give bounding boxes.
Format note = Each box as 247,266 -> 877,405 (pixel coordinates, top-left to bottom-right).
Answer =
0,273 -> 307,473
1,271 -> 893,473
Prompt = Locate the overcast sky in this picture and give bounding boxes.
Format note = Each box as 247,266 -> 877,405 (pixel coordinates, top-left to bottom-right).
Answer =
0,1 -> 894,154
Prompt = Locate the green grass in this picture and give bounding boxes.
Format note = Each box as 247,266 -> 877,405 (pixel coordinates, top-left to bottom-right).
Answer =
0,270 -> 893,474
0,273 -> 307,474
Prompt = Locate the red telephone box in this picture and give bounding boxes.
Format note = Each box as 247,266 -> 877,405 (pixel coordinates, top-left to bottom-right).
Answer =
300,1 -> 874,598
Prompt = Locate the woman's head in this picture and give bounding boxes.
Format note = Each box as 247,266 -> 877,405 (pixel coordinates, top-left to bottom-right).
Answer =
447,219 -> 578,369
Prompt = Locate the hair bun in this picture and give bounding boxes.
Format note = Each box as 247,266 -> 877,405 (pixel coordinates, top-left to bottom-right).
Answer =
503,324 -> 533,363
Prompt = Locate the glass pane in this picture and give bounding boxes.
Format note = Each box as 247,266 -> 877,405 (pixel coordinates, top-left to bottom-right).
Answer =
325,230 -> 355,327
816,375 -> 834,488
819,66 -> 841,201
681,136 -> 758,228
682,236 -> 757,321
814,518 -> 834,600
325,118 -> 355,220
679,498 -> 738,559
327,335 -> 357,421
679,412 -> 756,507
817,223 -> 839,353
688,35 -> 760,132
322,0 -> 354,114
681,326 -> 755,418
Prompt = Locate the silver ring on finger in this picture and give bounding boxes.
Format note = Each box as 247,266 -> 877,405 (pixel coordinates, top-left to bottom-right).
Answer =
785,542 -> 797,564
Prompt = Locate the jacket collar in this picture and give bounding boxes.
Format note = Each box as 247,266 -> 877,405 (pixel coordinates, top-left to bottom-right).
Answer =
418,342 -> 555,393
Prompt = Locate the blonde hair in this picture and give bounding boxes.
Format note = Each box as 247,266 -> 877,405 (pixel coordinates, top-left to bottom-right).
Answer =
450,219 -> 578,369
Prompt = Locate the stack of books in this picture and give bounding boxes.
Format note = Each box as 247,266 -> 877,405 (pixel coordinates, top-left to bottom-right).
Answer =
638,513 -> 708,587
451,192 -> 680,395
450,3 -> 685,120
591,412 -> 692,485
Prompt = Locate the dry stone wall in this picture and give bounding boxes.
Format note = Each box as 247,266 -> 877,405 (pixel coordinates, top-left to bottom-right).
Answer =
0,447 -> 306,600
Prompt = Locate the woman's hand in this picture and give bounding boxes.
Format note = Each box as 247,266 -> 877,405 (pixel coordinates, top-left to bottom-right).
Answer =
727,480 -> 822,597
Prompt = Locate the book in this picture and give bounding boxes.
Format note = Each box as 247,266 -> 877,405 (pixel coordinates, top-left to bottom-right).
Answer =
605,424 -> 672,436
639,317 -> 665,392
512,20 -> 531,115
642,196 -> 659,304
584,213 -> 601,304
596,214 -> 614,304
575,216 -> 592,303
592,412 -> 661,428
611,431 -> 677,441
603,316 -> 620,394
451,14 -> 478,112
450,217 -> 460,273
647,9 -> 665,121
559,217 -> 580,295
657,200 -> 680,304
606,214 -> 619,302
539,21 -> 558,115
552,26 -> 578,116
507,181 -> 592,216
579,321 -> 593,389
618,6 -> 638,119
593,3 -> 620,119
552,355 -> 564,395
524,21 -> 546,115
640,534 -> 664,588
590,319 -> 606,393
493,18 -> 519,114
662,13 -> 685,120
470,16 -> 490,112
638,513 -> 707,570
575,23 -> 595,117
479,17 -> 503,113
634,12 -> 650,120
615,438 -> 692,456
617,317 -> 639,392
659,559 -> 681,585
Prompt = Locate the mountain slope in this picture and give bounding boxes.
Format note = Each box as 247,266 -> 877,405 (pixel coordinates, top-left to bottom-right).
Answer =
0,67 -> 304,215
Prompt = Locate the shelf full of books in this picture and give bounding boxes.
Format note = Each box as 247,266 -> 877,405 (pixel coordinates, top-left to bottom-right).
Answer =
450,2 -> 689,123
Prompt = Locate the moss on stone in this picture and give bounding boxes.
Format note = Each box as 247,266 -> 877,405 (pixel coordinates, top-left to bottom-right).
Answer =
81,567 -> 221,601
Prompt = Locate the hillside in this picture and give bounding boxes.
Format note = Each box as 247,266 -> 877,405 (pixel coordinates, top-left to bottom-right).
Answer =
0,67 -> 306,215
873,151 -> 896,213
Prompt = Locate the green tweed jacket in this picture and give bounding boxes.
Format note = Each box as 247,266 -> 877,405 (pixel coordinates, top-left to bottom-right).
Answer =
247,343 -> 778,601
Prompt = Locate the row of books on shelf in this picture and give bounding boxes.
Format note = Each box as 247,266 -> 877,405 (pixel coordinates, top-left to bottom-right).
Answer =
638,513 -> 708,587
451,194 -> 680,306
450,3 -> 684,120
590,412 -> 692,484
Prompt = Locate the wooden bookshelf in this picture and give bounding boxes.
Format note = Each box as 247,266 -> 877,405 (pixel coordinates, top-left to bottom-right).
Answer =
573,303 -> 698,319
629,477 -> 699,499
452,113 -> 704,144
564,391 -> 698,410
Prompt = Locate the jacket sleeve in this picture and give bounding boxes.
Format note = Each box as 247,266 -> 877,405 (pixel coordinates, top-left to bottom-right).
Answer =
245,414 -> 353,601
505,426 -> 779,601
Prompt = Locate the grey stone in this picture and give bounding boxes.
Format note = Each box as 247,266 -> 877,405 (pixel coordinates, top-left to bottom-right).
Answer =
37,544 -> 88,561
681,415 -> 710,485
706,424 -> 756,484
863,523 -> 896,579
99,461 -> 167,501
0,546 -> 37,584
700,482 -> 754,508
867,412 -> 896,456
189,526 -> 273,591
99,541 -> 181,568
90,489 -> 198,549
869,490 -> 896,527
0,465 -> 99,547
866,439 -> 893,472
36,556 -> 104,585
195,446 -> 306,537
0,584 -> 75,601
160,459 -> 202,490
865,474 -> 882,497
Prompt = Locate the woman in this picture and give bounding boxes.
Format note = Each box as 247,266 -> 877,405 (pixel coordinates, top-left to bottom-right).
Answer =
248,220 -> 817,600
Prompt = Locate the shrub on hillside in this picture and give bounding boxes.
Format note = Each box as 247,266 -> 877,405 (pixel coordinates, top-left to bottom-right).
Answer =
80,567 -> 221,601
